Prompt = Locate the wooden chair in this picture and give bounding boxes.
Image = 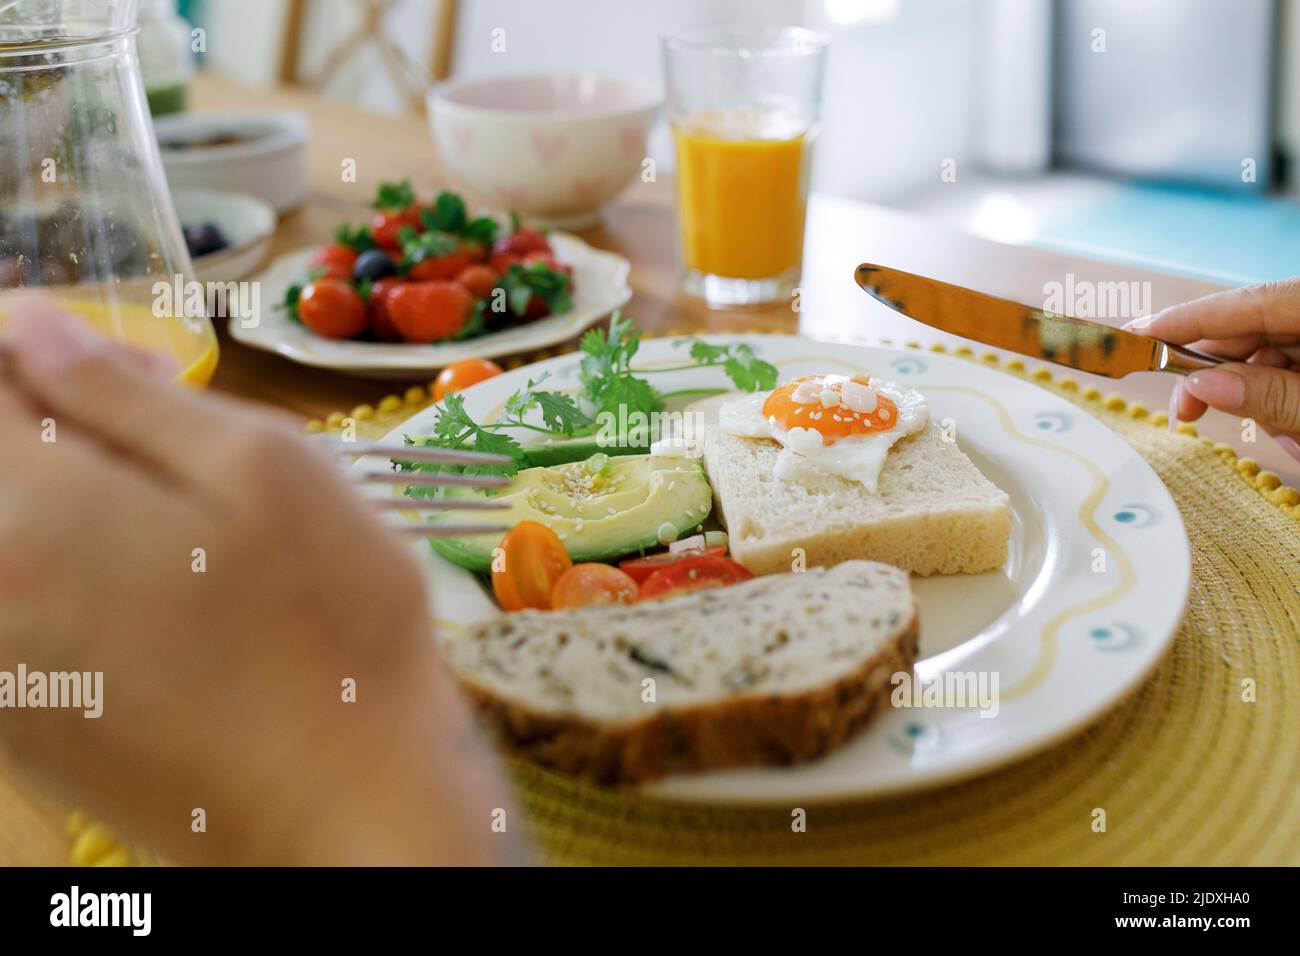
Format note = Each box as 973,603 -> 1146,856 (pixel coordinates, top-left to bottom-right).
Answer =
278,0 -> 459,112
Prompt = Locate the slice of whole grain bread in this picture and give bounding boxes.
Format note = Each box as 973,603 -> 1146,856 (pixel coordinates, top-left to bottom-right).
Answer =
441,561 -> 918,784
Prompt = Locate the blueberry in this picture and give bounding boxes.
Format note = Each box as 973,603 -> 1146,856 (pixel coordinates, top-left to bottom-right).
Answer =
184,222 -> 228,257
353,248 -> 398,282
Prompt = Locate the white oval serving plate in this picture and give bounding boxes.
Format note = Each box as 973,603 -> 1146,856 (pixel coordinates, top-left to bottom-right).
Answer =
233,232 -> 631,378
375,334 -> 1190,803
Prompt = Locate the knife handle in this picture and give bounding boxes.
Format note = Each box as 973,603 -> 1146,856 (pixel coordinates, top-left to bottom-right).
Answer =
1161,343 -> 1223,376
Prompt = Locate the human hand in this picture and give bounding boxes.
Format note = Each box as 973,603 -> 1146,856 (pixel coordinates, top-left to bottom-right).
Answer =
0,297 -> 520,865
1126,279 -> 1300,462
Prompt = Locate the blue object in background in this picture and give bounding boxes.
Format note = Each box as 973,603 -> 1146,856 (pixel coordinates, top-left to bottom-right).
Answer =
1037,182 -> 1300,286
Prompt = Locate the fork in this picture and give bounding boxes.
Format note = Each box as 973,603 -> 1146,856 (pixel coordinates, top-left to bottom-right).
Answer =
0,342 -> 508,540
322,438 -> 514,539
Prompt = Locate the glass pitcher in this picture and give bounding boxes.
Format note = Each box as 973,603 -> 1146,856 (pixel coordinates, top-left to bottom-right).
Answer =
0,0 -> 217,386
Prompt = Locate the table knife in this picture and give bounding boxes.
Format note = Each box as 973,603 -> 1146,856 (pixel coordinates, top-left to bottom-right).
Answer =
855,263 -> 1221,377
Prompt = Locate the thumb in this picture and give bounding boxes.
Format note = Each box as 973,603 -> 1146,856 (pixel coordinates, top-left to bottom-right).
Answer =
1184,363 -> 1300,433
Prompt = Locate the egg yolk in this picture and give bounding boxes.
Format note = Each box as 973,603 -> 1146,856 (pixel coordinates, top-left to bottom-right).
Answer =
761,375 -> 898,445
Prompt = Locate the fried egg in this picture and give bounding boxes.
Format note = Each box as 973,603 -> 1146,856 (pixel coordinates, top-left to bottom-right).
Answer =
717,374 -> 928,491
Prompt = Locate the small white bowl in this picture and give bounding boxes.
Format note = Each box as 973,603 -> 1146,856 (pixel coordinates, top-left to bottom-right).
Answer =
154,112 -> 309,214
429,73 -> 660,230
172,188 -> 277,283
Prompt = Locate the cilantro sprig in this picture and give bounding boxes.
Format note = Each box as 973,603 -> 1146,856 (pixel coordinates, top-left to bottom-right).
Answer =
499,261 -> 573,319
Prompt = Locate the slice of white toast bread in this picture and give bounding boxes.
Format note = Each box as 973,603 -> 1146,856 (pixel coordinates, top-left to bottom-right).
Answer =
689,393 -> 1012,576
442,561 -> 918,784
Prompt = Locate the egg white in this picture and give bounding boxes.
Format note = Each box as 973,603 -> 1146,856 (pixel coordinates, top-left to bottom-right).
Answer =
717,378 -> 929,492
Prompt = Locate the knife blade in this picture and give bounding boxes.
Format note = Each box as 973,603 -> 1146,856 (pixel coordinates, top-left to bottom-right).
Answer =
855,263 -> 1220,378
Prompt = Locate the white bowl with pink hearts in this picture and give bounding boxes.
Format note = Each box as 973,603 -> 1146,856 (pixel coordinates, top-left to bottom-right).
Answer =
429,72 -> 660,230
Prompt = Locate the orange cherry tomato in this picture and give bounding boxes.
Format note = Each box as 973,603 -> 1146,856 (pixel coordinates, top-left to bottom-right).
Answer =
433,358 -> 505,402
638,554 -> 753,601
492,521 -> 573,611
550,563 -> 639,610
618,545 -> 727,585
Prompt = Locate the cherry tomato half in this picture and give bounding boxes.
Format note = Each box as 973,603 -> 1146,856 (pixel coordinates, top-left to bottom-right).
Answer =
551,563 -> 639,610
638,554 -> 753,601
618,546 -> 727,585
433,358 -> 504,402
492,521 -> 572,612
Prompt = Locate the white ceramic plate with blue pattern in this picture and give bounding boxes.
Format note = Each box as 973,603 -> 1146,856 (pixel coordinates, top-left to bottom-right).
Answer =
375,335 -> 1191,803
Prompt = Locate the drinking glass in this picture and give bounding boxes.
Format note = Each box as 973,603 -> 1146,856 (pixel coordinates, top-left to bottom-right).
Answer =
662,25 -> 828,308
0,0 -> 217,385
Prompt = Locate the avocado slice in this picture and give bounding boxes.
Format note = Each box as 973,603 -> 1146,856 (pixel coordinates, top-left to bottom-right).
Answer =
422,454 -> 713,573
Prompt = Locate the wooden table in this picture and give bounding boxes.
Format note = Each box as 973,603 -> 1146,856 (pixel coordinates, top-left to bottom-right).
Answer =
3,71 -> 1297,867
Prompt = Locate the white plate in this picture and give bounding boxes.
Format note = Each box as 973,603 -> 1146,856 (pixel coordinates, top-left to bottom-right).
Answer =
232,233 -> 631,378
172,188 -> 277,284
374,335 -> 1190,803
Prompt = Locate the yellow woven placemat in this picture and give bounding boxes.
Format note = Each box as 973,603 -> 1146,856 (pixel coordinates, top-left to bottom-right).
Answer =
70,340 -> 1300,866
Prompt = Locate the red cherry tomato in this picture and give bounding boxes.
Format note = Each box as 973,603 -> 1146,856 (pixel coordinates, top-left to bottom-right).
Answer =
638,554 -> 753,601
618,546 -> 728,584
550,564 -> 639,610
433,358 -> 504,402
297,278 -> 367,339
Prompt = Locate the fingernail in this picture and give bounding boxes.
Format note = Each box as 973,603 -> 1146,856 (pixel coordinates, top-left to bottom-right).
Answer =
1168,380 -> 1181,433
1124,312 -> 1157,332
9,297 -> 101,376
1275,434 -> 1300,464
1185,368 -> 1246,411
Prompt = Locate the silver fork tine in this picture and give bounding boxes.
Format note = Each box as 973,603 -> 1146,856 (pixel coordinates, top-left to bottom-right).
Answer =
324,438 -> 514,467
396,523 -> 510,538
356,470 -> 511,489
372,497 -> 511,511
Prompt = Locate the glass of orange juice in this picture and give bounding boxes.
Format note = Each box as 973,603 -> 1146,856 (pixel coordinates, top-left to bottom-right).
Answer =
0,1 -> 218,386
663,26 -> 828,308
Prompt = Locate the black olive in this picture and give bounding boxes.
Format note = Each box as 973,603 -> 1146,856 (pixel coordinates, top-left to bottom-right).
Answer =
353,248 -> 398,282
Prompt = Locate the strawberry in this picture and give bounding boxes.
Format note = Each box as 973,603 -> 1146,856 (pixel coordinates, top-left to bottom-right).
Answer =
386,281 -> 475,343
522,250 -> 574,277
489,252 -> 522,275
493,227 -> 551,259
407,240 -> 484,282
455,264 -> 498,299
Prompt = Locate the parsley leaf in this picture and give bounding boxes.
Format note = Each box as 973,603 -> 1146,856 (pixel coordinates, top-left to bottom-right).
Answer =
502,374 -> 591,434
462,215 -> 499,248
422,191 -> 468,233
678,339 -> 778,392
396,394 -> 527,495
498,261 -> 573,317
371,179 -> 416,212
579,312 -> 662,419
334,223 -> 377,253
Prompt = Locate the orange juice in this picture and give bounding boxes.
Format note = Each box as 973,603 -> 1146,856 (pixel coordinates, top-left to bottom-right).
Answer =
0,301 -> 219,387
673,111 -> 811,281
